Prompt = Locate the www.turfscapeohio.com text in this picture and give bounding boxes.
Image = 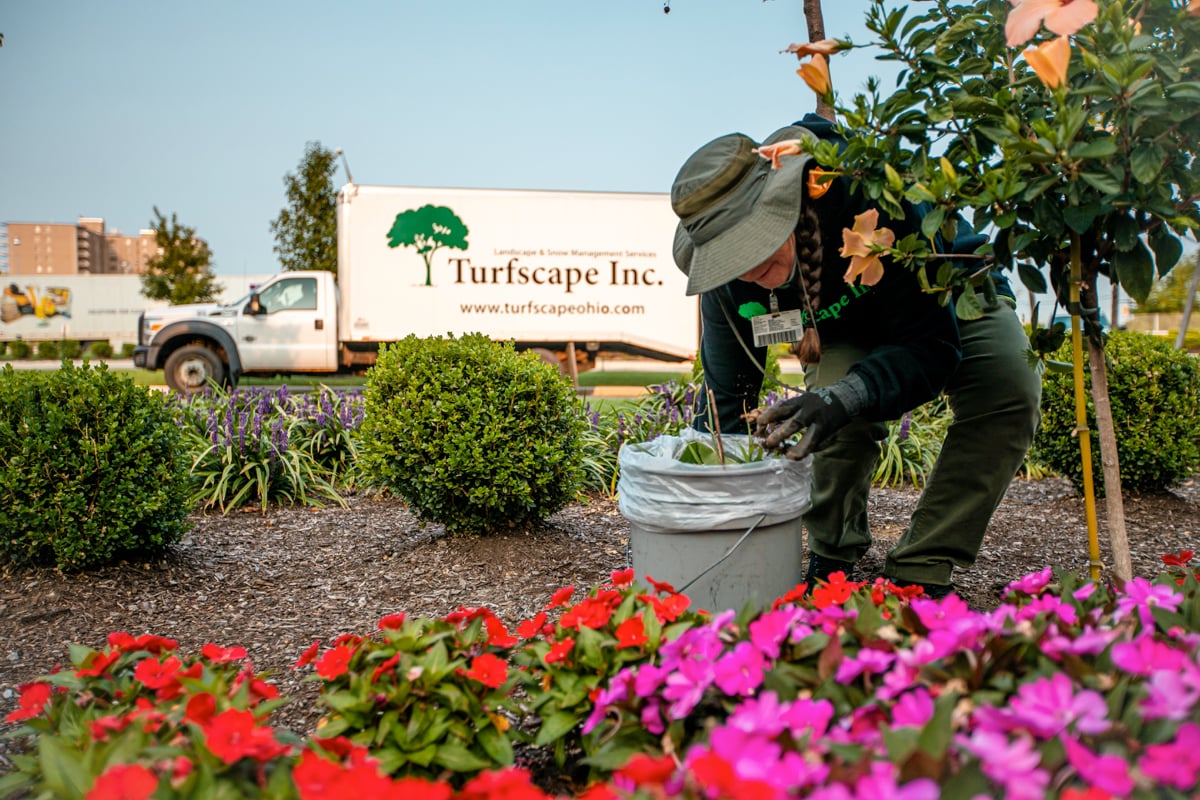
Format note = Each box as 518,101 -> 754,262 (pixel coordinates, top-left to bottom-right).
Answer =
459,301 -> 646,317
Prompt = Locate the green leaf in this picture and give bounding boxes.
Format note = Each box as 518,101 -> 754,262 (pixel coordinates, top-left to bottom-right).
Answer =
37,736 -> 91,800
1062,204 -> 1100,234
582,744 -> 645,770
476,725 -> 515,766
1130,143 -> 1166,185
955,288 -> 984,321
433,742 -> 494,773
1112,241 -> 1155,303
1069,137 -> 1118,159
534,710 -> 582,747
1017,263 -> 1048,294
1079,171 -> 1121,195
1150,228 -> 1184,278
920,206 -> 947,240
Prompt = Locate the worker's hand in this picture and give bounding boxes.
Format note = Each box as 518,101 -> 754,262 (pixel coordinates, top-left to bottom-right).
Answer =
753,388 -> 850,460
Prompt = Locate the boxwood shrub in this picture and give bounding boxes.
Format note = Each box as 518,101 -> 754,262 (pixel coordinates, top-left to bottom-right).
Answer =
358,334 -> 586,534
1033,330 -> 1200,494
0,362 -> 192,570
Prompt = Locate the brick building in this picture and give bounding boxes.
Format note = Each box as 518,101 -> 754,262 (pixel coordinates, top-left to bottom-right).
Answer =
1,217 -> 168,276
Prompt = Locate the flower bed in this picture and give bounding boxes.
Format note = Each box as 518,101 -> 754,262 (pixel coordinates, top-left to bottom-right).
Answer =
4,554 -> 1199,799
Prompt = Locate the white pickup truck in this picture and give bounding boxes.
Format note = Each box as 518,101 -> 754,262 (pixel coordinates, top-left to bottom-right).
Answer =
133,184 -> 699,393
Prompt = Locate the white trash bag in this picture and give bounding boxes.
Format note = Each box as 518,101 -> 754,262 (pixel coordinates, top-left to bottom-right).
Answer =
617,428 -> 812,534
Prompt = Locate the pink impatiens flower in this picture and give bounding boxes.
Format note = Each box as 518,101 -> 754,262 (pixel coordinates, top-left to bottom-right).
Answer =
1062,736 -> 1135,797
1005,0 -> 1098,47
712,641 -> 767,696
1139,722 -> 1200,790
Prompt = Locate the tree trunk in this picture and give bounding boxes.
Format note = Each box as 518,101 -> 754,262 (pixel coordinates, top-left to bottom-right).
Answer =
1176,258 -> 1200,350
803,0 -> 835,120
1081,282 -> 1133,582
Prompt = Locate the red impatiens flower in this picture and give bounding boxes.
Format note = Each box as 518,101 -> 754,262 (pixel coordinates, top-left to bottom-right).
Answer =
457,767 -> 547,800
615,617 -> 649,649
546,586 -> 575,609
203,708 -> 288,764
89,713 -> 135,741
638,592 -> 691,623
5,681 -> 53,723
810,572 -> 860,608
485,615 -> 518,648
85,763 -> 158,800
293,640 -> 321,670
185,692 -> 217,726
772,583 -> 809,610
200,643 -> 247,663
107,632 -> 178,655
370,654 -> 401,684
560,592 -> 622,630
516,612 -> 548,639
646,576 -> 677,595
377,612 -> 407,631
76,649 -> 122,678
463,653 -> 509,689
1162,551 -> 1195,567
544,637 -> 575,666
615,753 -> 677,787
315,643 -> 357,681
232,666 -> 280,704
133,656 -> 183,690
611,567 -> 635,587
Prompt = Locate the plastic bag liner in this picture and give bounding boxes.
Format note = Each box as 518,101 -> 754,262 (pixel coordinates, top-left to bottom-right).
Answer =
617,429 -> 812,534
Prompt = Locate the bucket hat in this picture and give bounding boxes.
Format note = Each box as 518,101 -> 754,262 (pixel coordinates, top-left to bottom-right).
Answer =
671,125 -> 815,296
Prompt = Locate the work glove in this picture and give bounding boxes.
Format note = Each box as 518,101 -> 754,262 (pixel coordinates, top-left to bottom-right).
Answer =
751,374 -> 870,460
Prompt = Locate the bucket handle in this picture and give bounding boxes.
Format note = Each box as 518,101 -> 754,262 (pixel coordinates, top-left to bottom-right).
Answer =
676,514 -> 768,595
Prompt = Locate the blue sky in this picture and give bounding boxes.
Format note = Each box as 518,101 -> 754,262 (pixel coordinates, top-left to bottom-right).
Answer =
0,1 -> 892,277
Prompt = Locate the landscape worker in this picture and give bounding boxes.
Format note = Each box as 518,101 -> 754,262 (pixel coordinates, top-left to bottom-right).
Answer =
669,115 -> 1042,598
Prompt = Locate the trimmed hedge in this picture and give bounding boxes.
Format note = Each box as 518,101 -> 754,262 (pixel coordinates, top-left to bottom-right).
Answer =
0,362 -> 192,570
358,334 -> 586,534
1033,330 -> 1200,494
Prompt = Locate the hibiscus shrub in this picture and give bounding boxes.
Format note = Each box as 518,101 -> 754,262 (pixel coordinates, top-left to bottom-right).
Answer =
358,334 -> 586,534
1034,330 -> 1200,494
0,362 -> 191,571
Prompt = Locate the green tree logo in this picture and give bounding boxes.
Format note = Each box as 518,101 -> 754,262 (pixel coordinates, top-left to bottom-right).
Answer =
385,205 -> 469,286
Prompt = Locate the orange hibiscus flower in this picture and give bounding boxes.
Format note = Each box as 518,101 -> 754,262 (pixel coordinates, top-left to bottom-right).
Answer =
839,209 -> 895,287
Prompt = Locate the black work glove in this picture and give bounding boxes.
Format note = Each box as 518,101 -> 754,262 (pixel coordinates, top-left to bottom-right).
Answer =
752,374 -> 870,460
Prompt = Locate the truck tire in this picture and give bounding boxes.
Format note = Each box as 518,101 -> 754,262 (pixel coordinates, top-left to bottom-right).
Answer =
530,348 -> 567,376
164,345 -> 226,394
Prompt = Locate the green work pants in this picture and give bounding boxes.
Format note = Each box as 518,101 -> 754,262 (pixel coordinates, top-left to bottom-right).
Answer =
802,300 -> 1043,585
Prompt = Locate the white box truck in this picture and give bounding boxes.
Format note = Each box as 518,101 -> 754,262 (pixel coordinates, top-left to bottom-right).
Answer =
1,275 -> 164,349
133,184 -> 699,393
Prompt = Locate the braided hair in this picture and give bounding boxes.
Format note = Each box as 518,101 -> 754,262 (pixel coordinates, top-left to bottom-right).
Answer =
791,201 -> 824,364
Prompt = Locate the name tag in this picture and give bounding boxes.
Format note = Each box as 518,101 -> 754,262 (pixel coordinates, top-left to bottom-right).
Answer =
751,309 -> 805,347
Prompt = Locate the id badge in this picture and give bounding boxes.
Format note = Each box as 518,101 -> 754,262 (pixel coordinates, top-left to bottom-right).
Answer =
751,309 -> 805,347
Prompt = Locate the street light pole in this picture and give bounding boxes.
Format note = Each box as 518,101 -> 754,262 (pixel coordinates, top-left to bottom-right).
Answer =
334,148 -> 354,185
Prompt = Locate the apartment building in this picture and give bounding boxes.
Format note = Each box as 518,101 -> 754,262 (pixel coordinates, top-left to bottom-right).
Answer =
2,217 -> 163,275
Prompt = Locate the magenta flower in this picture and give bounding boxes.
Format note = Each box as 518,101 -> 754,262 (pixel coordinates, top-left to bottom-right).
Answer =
1138,722 -> 1200,790
1041,623 -> 1118,660
1110,633 -> 1187,676
835,646 -> 896,684
781,696 -> 835,741
663,657 -> 714,719
1114,577 -> 1183,626
1141,665 -> 1200,722
1062,736 -> 1135,797
959,730 -> 1050,800
713,641 -> 767,696
1005,567 -> 1053,597
633,662 -> 670,698
1005,673 -> 1110,737
1012,593 -> 1079,625
702,727 -> 784,788
851,761 -> 939,800
749,608 -> 800,659
891,687 -> 935,728
728,690 -> 788,737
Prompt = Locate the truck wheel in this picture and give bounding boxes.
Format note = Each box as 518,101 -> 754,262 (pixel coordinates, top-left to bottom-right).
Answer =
530,348 -> 567,376
164,345 -> 226,394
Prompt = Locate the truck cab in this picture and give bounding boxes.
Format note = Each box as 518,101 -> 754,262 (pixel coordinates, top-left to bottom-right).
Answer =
133,271 -> 339,393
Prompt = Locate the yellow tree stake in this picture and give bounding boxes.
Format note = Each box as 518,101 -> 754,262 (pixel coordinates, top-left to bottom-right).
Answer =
1069,234 -> 1103,580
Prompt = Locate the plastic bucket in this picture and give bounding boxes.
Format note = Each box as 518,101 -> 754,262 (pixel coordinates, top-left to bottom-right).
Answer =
618,430 -> 812,613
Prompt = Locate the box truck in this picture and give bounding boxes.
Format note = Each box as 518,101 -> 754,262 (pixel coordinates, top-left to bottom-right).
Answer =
134,184 -> 699,393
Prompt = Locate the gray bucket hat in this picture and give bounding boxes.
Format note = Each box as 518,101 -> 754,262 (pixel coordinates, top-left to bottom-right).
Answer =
671,125 -> 815,296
